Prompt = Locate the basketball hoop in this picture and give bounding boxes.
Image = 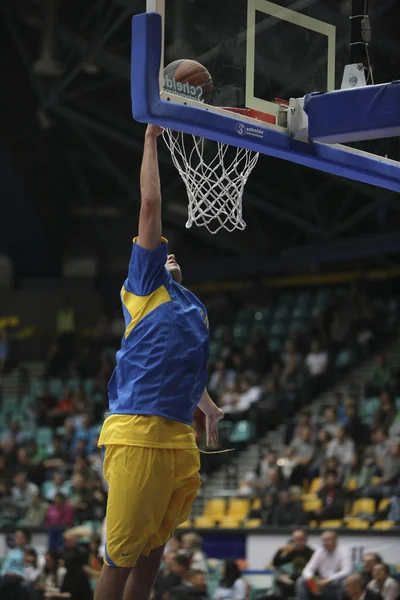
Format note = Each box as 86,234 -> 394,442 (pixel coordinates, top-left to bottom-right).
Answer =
162,128 -> 259,234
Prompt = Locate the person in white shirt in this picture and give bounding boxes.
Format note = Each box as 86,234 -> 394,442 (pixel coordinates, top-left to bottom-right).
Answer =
214,560 -> 247,600
367,563 -> 400,600
326,427 -> 355,466
305,341 -> 328,377
296,530 -> 351,600
12,472 -> 39,514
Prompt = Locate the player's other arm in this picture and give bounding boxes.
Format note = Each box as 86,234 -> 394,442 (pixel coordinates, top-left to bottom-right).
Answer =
137,124 -> 163,251
198,388 -> 224,447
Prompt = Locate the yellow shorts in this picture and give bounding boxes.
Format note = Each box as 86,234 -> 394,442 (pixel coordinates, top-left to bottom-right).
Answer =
102,444 -> 200,568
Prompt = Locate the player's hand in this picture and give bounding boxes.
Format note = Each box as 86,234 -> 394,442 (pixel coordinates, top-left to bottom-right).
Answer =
146,124 -> 163,138
206,407 -> 224,447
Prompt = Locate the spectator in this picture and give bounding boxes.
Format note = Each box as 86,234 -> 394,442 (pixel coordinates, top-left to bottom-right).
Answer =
209,360 -> 236,397
218,383 -> 240,416
313,471 -> 345,523
247,493 -> 275,526
0,528 -> 31,597
282,341 -> 302,369
280,356 -> 304,408
343,401 -> 370,447
343,455 -> 373,492
88,475 -> 107,522
373,392 -> 397,432
44,472 -> 71,502
35,550 -> 67,599
83,536 -> 103,584
322,407 -> 342,439
280,447 -> 298,485
344,573 -> 382,600
367,354 -> 392,396
373,429 -> 390,461
43,436 -> 68,473
286,411 -> 314,446
214,560 -> 247,600
1,418 -> 24,446
21,491 -> 48,526
310,430 -> 333,478
272,490 -> 308,527
153,551 -> 182,600
12,471 -> 39,515
355,553 -> 382,586
46,551 -> 93,600
290,426 -> 315,485
327,427 -> 355,467
23,546 -> 41,585
69,472 -> 92,523
181,533 -> 208,574
170,569 -> 209,600
235,378 -> 262,416
0,479 -> 21,520
44,493 -> 75,527
362,440 -> 400,499
166,554 -> 192,598
272,530 -> 314,599
297,530 -> 351,600
0,329 -> 9,373
367,563 -> 400,600
305,340 -> 328,398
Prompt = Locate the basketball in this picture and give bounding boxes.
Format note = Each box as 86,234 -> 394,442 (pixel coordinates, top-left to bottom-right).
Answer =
163,59 -> 213,104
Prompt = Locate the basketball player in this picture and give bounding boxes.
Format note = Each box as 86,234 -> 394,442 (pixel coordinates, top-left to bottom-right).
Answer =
94,123 -> 224,600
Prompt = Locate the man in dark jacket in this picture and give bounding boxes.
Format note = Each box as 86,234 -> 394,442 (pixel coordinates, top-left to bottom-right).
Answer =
272,529 -> 314,599
169,570 -> 209,600
272,491 -> 308,527
314,471 -> 345,523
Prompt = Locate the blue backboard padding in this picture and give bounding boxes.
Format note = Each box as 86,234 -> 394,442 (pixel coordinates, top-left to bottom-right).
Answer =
304,82 -> 400,144
131,13 -> 400,193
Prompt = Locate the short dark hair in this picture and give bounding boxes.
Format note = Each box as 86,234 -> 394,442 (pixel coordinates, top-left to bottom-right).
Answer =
16,528 -> 31,543
174,554 -> 191,570
221,559 -> 241,588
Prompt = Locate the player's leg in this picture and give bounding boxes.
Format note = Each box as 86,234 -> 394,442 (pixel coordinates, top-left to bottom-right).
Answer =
122,544 -> 165,600
95,445 -> 175,600
94,565 -> 131,600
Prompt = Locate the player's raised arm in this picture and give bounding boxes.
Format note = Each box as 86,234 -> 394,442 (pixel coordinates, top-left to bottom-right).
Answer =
137,124 -> 163,250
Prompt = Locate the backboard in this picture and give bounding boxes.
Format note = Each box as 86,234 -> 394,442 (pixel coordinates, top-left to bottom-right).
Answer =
148,0 -> 350,121
133,1 -> 400,210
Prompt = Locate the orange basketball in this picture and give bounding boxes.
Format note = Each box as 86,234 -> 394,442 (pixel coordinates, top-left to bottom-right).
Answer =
163,59 -> 213,103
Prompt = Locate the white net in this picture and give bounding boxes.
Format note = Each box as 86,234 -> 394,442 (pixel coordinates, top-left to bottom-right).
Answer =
162,129 -> 259,234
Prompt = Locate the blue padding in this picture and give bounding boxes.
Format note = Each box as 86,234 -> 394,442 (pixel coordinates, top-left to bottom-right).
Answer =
131,13 -> 400,193
304,82 -> 400,144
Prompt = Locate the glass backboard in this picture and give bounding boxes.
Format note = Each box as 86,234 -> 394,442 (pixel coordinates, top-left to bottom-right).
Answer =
151,0 -> 350,119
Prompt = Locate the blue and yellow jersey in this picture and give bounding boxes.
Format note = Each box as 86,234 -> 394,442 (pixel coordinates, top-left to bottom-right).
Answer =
98,238 -> 209,449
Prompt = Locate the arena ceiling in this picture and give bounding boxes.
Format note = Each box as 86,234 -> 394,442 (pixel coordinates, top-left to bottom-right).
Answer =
1,0 -> 400,282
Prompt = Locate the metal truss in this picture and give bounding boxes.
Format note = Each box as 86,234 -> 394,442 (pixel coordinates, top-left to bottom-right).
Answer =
2,0 -> 400,278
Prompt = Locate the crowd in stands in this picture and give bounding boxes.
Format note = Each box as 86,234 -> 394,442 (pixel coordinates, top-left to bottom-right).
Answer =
0,283 -> 399,598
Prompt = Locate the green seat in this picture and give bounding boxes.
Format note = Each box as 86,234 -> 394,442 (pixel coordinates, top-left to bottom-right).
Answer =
229,420 -> 253,443
296,292 -> 312,307
274,306 -> 290,320
291,307 -> 308,319
83,378 -> 95,395
66,377 -> 80,391
289,319 -> 308,333
213,325 -> 230,340
209,340 -> 221,358
269,338 -> 284,353
37,427 -> 53,448
2,397 -> 18,415
30,380 -> 45,396
335,348 -> 354,369
236,307 -> 255,323
49,378 -> 63,397
270,322 -> 288,338
279,292 -> 295,307
253,308 -> 270,322
232,324 -> 249,341
360,397 -> 380,417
